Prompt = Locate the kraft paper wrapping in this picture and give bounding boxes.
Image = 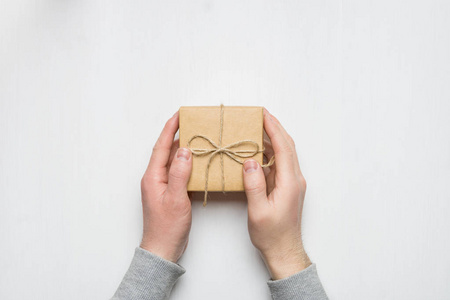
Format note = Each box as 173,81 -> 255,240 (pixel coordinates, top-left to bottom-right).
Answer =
179,106 -> 264,193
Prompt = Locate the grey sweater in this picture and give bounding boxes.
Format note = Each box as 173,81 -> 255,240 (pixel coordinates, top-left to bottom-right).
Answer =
112,247 -> 328,300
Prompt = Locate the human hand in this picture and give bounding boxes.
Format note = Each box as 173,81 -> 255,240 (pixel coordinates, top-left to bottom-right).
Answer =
243,108 -> 311,280
139,112 -> 193,263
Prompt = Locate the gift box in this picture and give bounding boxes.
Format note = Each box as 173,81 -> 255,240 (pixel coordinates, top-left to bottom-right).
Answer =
179,105 -> 266,205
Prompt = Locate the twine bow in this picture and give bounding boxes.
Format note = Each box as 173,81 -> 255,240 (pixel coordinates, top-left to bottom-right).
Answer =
187,105 -> 275,206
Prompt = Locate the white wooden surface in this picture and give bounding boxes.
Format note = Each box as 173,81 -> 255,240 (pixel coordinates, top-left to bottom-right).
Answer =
1,1 -> 450,299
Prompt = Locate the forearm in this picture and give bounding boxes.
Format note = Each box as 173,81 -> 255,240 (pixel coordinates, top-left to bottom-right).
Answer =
112,247 -> 185,300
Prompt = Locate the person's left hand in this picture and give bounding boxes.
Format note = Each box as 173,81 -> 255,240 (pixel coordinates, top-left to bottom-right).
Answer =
139,111 -> 193,263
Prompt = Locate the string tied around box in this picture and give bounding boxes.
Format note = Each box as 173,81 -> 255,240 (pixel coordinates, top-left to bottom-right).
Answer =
187,104 -> 275,206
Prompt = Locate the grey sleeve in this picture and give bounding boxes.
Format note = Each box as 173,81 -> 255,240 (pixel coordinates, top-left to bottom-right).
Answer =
267,264 -> 328,300
111,247 -> 185,300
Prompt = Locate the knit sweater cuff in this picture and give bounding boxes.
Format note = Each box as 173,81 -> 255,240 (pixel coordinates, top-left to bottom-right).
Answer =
112,247 -> 185,300
267,263 -> 328,300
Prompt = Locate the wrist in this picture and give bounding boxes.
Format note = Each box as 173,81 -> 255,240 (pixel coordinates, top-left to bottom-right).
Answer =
140,240 -> 180,263
261,246 -> 311,280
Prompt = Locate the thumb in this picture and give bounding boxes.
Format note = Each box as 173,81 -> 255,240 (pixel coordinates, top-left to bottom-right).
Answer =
243,159 -> 268,208
167,147 -> 193,197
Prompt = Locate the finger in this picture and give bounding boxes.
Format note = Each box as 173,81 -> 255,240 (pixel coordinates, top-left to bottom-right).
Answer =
146,112 -> 180,182
262,109 -> 296,181
263,139 -> 275,167
264,109 -> 302,177
243,159 -> 268,209
166,139 -> 180,171
265,167 -> 276,195
166,147 -> 193,199
262,139 -> 274,179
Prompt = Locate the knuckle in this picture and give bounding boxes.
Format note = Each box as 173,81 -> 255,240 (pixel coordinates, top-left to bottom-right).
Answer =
140,177 -> 147,191
299,176 -> 307,191
271,130 -> 283,143
152,143 -> 161,153
290,141 -> 296,150
169,167 -> 187,183
250,211 -> 271,226
245,183 -> 265,195
289,177 -> 307,195
140,175 -> 151,193
277,136 -> 294,154
288,178 -> 302,195
288,135 -> 296,149
244,175 -> 265,195
141,172 -> 158,191
164,117 -> 172,127
279,142 -> 294,154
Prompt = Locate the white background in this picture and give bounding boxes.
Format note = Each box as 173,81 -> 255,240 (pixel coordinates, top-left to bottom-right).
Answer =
1,1 -> 450,299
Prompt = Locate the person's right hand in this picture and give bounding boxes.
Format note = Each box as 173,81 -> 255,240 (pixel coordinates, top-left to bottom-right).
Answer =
242,108 -> 311,280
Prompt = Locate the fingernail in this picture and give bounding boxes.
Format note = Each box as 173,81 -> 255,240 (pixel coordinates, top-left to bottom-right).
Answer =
177,148 -> 191,161
244,160 -> 258,173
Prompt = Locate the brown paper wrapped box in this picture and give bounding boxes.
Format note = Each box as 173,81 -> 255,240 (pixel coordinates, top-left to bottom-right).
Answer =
179,106 -> 264,201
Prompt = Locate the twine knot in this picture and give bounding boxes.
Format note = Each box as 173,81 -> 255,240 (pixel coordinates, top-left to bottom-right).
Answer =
187,105 -> 274,206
